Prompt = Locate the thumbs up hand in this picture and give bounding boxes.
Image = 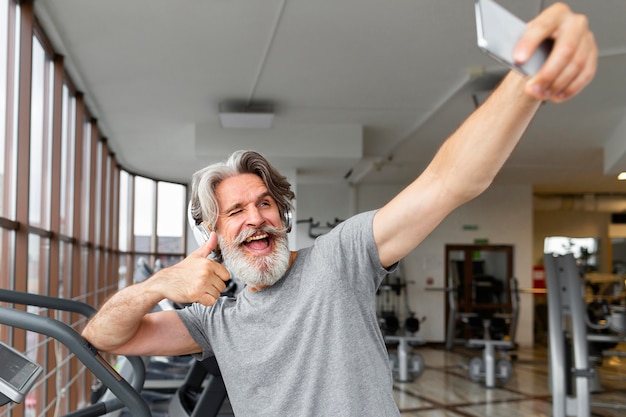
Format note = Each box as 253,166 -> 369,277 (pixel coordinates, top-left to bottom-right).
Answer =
148,232 -> 231,306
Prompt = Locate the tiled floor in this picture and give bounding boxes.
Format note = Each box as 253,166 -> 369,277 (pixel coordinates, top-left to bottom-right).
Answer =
392,344 -> 626,417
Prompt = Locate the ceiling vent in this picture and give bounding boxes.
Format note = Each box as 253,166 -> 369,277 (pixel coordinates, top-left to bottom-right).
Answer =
218,102 -> 274,129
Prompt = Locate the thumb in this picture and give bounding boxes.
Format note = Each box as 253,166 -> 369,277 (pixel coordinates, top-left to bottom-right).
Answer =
193,232 -> 218,258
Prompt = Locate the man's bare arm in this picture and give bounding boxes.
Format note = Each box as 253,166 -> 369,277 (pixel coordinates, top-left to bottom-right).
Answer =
374,3 -> 597,268
82,233 -> 230,355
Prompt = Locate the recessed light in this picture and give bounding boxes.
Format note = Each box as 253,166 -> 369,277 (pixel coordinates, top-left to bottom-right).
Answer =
618,172 -> 626,181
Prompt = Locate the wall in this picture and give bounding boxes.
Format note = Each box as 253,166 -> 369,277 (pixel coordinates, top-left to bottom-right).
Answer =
296,181 -> 535,346
294,182 -> 354,249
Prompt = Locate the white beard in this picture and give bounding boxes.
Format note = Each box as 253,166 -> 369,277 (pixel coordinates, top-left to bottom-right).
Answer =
218,226 -> 290,289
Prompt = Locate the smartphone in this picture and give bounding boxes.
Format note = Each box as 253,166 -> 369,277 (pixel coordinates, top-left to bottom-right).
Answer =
474,0 -> 553,76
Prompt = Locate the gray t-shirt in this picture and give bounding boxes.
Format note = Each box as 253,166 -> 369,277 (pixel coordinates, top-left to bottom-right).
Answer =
177,210 -> 400,417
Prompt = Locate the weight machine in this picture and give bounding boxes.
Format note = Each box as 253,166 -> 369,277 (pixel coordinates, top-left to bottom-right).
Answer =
377,265 -> 426,382
544,253 -> 626,417
464,276 -> 519,387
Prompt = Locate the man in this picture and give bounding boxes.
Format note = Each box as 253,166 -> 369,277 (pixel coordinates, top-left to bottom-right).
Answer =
83,3 -> 597,416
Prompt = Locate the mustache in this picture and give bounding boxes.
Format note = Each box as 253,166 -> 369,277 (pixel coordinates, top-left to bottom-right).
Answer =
232,225 -> 287,245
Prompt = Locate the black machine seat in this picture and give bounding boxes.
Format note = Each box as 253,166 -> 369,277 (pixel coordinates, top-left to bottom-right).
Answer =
169,356 -> 232,417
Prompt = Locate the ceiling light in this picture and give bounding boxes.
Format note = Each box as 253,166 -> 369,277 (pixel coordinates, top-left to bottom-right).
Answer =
218,102 -> 274,129
618,172 -> 626,181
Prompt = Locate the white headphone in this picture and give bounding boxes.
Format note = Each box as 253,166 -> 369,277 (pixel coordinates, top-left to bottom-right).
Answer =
283,209 -> 293,234
187,201 -> 212,247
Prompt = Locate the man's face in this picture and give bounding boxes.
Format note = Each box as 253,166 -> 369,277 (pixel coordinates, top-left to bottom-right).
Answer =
214,173 -> 290,289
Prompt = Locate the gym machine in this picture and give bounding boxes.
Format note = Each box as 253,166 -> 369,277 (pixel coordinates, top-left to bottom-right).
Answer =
0,288 -> 232,417
544,253 -> 626,417
435,273 -> 519,387
464,277 -> 519,387
377,266 -> 426,382
0,288 -> 150,416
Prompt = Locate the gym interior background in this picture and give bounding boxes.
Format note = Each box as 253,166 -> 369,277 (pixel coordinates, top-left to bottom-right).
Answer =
1,0 -> 626,416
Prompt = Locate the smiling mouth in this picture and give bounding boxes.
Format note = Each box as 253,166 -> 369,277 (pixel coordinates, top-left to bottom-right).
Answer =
245,233 -> 268,243
243,233 -> 271,251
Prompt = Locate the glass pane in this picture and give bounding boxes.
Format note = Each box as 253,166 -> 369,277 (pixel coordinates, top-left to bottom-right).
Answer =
118,253 -> 129,289
0,0 -> 7,183
1,0 -> 18,220
544,236 -> 598,270
27,234 -> 49,295
118,170 -> 131,251
447,250 -> 465,308
134,176 -> 155,253
29,36 -> 53,228
60,84 -> 76,236
0,228 -> 14,292
0,228 -> 13,344
79,246 -> 89,303
157,181 -> 185,253
473,250 -> 508,304
93,141 -> 103,244
58,240 -> 73,299
80,118 -> 92,241
0,0 -> 8,218
102,154 -> 113,247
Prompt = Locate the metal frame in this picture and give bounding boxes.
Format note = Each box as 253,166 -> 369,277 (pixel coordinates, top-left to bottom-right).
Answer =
544,253 -> 591,417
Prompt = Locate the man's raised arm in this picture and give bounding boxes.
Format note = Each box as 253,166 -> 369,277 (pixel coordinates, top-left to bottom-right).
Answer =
374,2 -> 597,268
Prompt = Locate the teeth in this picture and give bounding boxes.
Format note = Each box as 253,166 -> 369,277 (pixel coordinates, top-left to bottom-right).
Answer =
245,233 -> 268,243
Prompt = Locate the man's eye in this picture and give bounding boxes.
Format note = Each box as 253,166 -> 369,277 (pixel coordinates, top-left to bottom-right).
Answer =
229,209 -> 242,216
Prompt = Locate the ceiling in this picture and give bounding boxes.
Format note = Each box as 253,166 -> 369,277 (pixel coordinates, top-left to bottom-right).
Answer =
34,0 -> 626,195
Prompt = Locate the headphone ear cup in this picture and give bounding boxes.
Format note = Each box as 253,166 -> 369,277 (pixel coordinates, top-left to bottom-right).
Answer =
283,210 -> 293,233
188,201 -> 212,247
196,224 -> 213,245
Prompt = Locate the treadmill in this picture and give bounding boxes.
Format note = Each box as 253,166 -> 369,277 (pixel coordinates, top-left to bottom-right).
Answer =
0,288 -> 230,417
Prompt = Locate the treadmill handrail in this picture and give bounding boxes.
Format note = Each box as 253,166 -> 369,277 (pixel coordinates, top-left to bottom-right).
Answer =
0,288 -> 96,318
0,295 -> 150,417
0,288 -> 145,392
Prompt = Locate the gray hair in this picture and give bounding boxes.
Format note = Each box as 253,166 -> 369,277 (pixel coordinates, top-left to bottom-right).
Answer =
190,150 -> 295,232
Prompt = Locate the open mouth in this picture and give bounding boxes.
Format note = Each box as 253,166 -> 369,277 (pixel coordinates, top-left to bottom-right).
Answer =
243,233 -> 271,251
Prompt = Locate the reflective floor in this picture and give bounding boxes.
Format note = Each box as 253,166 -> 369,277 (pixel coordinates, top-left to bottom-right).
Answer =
393,344 -> 626,417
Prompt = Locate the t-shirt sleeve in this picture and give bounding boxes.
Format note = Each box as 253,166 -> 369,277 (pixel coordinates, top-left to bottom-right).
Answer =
313,209 -> 397,291
176,303 -> 215,360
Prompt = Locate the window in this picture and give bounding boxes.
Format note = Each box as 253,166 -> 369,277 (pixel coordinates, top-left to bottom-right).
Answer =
134,175 -> 155,253
0,3 -> 189,414
80,117 -> 92,241
544,236 -> 598,269
59,84 -> 76,237
157,181 -> 185,263
1,0 -> 18,221
28,36 -> 54,229
118,170 -> 131,252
